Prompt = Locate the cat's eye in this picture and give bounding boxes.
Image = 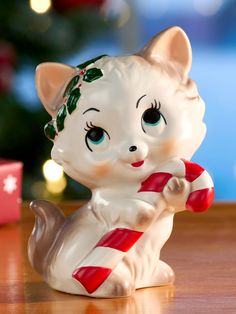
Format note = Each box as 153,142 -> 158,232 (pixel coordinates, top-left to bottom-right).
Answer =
87,127 -> 104,144
141,103 -> 166,136
85,126 -> 110,152
142,108 -> 161,126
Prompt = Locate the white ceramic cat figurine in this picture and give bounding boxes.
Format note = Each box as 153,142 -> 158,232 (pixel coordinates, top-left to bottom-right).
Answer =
28,26 -> 214,298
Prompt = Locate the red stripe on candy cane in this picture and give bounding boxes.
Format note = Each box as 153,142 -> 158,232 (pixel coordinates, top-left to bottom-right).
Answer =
72,266 -> 112,294
73,228 -> 143,293
186,187 -> 214,213
138,172 -> 173,193
96,228 -> 143,252
139,159 -> 214,213
181,159 -> 204,182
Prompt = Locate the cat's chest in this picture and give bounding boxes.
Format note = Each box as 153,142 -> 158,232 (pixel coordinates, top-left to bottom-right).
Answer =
91,183 -> 159,207
90,182 -> 163,225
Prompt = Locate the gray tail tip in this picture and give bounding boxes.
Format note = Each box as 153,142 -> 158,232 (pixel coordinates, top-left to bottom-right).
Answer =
29,199 -> 65,219
30,199 -> 51,210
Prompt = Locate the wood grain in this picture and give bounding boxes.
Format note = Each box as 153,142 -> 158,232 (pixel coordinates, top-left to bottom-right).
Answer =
0,202 -> 236,313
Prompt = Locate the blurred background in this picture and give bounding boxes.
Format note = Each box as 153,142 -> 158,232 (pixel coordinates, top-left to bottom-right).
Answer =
0,0 -> 235,201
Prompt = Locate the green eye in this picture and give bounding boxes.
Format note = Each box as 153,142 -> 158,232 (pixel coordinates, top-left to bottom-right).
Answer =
87,127 -> 105,144
142,108 -> 161,126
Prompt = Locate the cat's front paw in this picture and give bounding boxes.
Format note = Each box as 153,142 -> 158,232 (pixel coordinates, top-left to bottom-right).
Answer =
92,271 -> 134,298
166,177 -> 187,194
162,177 -> 191,211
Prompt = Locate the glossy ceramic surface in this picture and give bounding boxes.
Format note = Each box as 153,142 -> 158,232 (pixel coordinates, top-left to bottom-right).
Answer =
28,26 -> 214,298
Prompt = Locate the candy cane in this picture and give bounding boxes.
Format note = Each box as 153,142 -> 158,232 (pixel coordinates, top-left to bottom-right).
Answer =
72,159 -> 214,294
72,228 -> 143,294
139,159 -> 214,212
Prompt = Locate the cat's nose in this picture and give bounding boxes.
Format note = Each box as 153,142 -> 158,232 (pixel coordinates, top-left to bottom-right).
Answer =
119,142 -> 148,163
129,146 -> 137,152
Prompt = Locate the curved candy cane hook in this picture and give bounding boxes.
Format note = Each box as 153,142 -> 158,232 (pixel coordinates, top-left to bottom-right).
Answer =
139,159 -> 214,213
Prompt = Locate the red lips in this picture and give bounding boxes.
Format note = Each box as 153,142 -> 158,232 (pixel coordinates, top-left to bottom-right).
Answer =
131,160 -> 144,168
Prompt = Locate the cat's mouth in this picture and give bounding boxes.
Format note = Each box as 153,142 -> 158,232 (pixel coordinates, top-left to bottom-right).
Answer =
131,160 -> 144,168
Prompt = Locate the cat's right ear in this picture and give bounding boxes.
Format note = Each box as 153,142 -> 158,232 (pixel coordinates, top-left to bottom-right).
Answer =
138,26 -> 192,78
36,62 -> 76,117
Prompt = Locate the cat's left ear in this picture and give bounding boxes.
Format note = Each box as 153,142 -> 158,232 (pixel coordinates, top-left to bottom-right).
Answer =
36,62 -> 76,116
138,26 -> 192,77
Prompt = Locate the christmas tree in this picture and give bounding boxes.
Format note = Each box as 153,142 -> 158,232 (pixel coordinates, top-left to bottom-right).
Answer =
0,0 -> 111,200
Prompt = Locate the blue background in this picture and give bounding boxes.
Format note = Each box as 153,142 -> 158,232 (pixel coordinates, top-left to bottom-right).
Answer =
15,0 -> 236,200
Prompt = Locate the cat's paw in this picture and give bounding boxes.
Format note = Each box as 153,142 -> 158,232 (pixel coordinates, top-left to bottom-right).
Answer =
152,260 -> 175,286
162,177 -> 191,211
166,177 -> 187,193
92,271 -> 134,298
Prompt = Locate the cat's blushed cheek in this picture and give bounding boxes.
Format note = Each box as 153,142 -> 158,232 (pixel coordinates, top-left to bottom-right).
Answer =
156,140 -> 178,158
93,163 -> 112,177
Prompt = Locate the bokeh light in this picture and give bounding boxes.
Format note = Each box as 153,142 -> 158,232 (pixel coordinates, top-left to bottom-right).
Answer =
43,159 -> 66,194
46,176 -> 67,194
193,0 -> 223,16
43,159 -> 63,182
30,0 -> 51,14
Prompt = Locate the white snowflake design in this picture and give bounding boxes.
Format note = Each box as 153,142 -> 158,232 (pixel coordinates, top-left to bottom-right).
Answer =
3,174 -> 17,194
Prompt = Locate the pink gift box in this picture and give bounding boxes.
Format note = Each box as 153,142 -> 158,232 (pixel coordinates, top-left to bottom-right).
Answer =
0,160 -> 23,224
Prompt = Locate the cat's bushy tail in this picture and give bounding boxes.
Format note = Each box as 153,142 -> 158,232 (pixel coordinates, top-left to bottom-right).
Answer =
28,200 -> 65,275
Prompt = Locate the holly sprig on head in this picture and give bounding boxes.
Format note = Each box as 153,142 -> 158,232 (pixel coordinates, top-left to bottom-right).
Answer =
44,55 -> 107,141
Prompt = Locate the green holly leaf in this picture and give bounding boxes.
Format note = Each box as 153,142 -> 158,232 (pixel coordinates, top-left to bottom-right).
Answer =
77,54 -> 107,70
67,88 -> 81,114
63,75 -> 80,97
57,105 -> 67,131
44,122 -> 57,140
83,68 -> 103,82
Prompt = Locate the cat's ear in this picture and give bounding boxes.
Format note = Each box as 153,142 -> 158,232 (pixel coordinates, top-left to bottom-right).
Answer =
36,62 -> 76,116
138,26 -> 192,77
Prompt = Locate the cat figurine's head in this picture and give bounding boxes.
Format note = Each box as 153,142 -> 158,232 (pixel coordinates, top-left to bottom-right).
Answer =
36,26 -> 206,189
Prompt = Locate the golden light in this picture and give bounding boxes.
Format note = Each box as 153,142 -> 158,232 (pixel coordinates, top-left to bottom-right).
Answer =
30,0 -> 51,14
46,176 -> 67,194
43,159 -> 67,194
43,159 -> 64,182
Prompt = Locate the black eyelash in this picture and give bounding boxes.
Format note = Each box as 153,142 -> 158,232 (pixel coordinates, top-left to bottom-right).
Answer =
151,99 -> 161,110
150,100 -> 167,125
84,121 -> 96,131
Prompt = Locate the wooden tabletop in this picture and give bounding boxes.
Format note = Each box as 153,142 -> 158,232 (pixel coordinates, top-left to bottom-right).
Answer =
0,202 -> 236,313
